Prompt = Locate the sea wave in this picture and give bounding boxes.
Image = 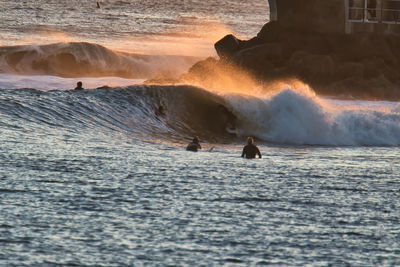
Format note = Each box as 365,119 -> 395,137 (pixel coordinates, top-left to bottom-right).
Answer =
1,84 -> 400,146
0,85 -> 235,143
227,88 -> 400,146
0,42 -> 199,78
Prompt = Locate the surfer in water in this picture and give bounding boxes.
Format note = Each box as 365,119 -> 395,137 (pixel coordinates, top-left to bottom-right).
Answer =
241,137 -> 262,159
74,81 -> 84,90
186,136 -> 202,152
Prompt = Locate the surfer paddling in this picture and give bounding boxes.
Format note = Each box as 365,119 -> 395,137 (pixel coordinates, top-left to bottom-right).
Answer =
241,137 -> 262,159
186,136 -> 202,152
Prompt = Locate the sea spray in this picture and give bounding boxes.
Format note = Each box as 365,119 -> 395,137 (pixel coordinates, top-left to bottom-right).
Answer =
0,42 -> 199,78
225,86 -> 400,146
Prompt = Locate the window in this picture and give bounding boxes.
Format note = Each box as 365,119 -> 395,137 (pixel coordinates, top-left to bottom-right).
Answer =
348,0 -> 400,23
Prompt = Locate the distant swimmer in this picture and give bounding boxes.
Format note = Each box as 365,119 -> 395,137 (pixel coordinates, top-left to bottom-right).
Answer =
186,136 -> 202,152
241,137 -> 262,159
74,81 -> 84,90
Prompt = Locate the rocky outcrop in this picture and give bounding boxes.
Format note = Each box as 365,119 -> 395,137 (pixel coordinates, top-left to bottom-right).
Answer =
214,34 -> 264,60
185,21 -> 400,100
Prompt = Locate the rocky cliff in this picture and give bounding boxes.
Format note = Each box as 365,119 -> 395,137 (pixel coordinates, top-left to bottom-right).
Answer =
181,21 -> 400,100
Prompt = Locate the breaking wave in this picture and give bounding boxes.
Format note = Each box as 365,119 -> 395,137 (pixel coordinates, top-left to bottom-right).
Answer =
1,83 -> 400,146
227,89 -> 400,146
0,42 -> 199,78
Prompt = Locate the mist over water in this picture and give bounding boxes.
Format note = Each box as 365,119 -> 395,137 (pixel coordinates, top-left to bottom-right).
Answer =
1,0 -> 400,266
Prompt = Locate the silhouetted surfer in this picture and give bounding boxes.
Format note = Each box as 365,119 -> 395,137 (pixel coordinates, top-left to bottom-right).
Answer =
97,1 -> 101,8
74,81 -> 84,90
186,136 -> 202,152
241,137 -> 261,159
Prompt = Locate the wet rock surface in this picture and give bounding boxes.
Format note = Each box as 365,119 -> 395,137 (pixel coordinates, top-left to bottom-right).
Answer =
189,21 -> 400,100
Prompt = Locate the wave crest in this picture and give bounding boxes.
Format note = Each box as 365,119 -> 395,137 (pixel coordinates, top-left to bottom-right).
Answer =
0,42 -> 198,78
228,88 -> 400,146
2,84 -> 400,146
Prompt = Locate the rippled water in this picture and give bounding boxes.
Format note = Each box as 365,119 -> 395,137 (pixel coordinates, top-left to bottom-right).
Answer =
1,135 -> 400,265
1,88 -> 400,265
0,0 -> 269,56
1,0 -> 400,266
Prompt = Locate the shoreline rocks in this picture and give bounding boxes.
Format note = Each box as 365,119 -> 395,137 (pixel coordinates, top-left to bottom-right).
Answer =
186,21 -> 400,100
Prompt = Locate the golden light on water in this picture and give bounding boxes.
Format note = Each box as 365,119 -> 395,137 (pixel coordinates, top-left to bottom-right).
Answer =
108,19 -> 234,57
9,18 -> 234,58
12,29 -> 79,47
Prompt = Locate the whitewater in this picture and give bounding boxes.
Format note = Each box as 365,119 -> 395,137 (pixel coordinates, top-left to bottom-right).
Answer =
1,0 -> 399,266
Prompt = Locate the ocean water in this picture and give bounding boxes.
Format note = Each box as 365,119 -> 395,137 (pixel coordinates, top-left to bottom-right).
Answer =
0,0 -> 269,56
1,1 -> 400,266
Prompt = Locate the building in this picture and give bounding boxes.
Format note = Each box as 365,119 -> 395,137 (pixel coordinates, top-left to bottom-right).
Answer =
268,0 -> 400,34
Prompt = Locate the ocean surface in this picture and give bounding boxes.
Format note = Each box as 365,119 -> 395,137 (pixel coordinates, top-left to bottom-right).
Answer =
1,1 -> 400,266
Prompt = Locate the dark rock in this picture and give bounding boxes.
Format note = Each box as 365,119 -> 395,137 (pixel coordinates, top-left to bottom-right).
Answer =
234,52 -> 274,74
214,34 -> 265,61
238,37 -> 265,51
199,20 -> 400,100
214,34 -> 242,60
324,75 -> 400,100
234,42 -> 295,78
289,51 -> 335,82
257,21 -> 286,43
285,33 -> 330,55
335,62 -> 364,80
236,43 -> 285,61
382,66 -> 399,83
362,57 -> 386,79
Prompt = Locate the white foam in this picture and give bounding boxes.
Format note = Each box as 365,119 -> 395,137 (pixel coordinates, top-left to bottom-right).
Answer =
0,74 -> 144,91
224,88 -> 400,146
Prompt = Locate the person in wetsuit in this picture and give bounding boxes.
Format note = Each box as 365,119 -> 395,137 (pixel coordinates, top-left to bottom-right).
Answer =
241,137 -> 262,159
74,81 -> 84,90
186,136 -> 202,152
